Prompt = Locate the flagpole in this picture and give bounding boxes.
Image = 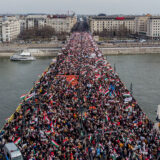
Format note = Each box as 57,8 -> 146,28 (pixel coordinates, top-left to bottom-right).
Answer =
130,82 -> 133,96
114,64 -> 116,73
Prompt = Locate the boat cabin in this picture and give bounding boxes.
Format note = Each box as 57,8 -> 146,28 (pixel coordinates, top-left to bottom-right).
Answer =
20,51 -> 31,56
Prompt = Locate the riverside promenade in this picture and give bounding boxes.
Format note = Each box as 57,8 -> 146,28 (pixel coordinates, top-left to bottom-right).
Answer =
2,42 -> 160,57
0,32 -> 160,159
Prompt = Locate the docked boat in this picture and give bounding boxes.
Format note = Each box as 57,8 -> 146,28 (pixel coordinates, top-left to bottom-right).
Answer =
10,50 -> 36,61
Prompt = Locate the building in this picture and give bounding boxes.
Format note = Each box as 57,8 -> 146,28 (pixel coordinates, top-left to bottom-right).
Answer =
0,16 -> 20,42
135,15 -> 150,36
147,16 -> 160,38
19,14 -> 77,34
21,15 -> 47,30
89,16 -> 135,34
0,17 -> 3,42
46,15 -> 77,33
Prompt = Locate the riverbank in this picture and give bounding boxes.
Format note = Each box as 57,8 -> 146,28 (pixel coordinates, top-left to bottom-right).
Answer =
101,46 -> 160,55
0,42 -> 62,57
0,48 -> 60,57
1,46 -> 160,57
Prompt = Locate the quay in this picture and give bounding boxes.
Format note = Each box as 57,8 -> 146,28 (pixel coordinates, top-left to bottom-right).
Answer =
0,32 -> 160,159
2,45 -> 160,57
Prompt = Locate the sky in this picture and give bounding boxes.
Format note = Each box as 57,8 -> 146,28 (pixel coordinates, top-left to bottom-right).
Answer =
0,0 -> 160,15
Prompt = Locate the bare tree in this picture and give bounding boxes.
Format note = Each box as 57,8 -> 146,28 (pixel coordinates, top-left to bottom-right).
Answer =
94,25 -> 131,39
19,26 -> 56,40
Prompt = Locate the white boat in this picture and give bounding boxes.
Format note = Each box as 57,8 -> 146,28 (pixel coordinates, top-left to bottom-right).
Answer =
10,50 -> 36,61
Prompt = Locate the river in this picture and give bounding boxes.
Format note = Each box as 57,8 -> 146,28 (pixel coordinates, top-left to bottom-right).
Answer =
0,54 -> 160,128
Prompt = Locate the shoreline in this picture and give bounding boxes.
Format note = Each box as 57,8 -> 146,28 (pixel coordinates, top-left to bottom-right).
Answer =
101,46 -> 160,55
1,46 -> 160,57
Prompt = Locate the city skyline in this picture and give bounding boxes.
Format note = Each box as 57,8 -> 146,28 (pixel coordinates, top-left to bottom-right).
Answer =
0,0 -> 160,15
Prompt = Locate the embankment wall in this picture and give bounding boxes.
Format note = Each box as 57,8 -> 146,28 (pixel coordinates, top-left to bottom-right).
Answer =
1,47 -> 160,57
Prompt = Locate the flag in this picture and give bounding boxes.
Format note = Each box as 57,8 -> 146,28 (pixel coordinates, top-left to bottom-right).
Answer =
99,85 -> 102,92
109,68 -> 113,72
70,152 -> 74,160
99,143 -> 104,150
14,137 -> 21,145
124,97 -> 132,103
109,79 -> 115,82
50,122 -> 55,133
49,94 -> 53,100
11,136 -> 15,142
95,59 -> 103,64
123,92 -> 130,97
50,121 -> 53,128
20,94 -> 26,100
106,115 -> 110,121
5,117 -> 9,122
69,78 -> 75,83
51,127 -> 55,134
45,130 -> 51,135
44,115 -> 50,123
89,135 -> 92,141
104,89 -> 109,95
51,139 -> 59,148
95,74 -> 101,79
49,156 -> 52,160
25,92 -> 35,101
81,71 -> 86,75
63,138 -> 68,143
35,81 -> 40,85
43,92 -> 47,96
125,105 -> 132,112
25,109 -> 30,115
89,106 -> 96,110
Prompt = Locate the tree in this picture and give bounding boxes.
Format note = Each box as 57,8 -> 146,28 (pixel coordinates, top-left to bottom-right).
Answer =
94,25 -> 131,39
19,26 -> 56,40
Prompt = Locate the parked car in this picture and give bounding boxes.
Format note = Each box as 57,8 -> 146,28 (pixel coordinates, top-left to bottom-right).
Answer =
139,39 -> 146,43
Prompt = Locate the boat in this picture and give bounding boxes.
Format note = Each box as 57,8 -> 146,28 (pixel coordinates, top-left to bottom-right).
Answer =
10,50 -> 36,61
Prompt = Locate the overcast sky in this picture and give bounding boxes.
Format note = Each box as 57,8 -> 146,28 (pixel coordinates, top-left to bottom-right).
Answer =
0,0 -> 160,15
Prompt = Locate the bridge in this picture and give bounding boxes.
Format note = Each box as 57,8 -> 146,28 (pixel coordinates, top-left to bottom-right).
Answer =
0,31 -> 160,159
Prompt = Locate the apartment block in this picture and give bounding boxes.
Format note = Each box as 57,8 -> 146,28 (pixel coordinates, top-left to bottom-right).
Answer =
0,17 -> 2,41
19,14 -> 77,34
135,15 -> 150,35
26,15 -> 47,29
46,15 -> 77,33
89,16 -> 135,34
0,16 -> 20,42
147,17 -> 160,38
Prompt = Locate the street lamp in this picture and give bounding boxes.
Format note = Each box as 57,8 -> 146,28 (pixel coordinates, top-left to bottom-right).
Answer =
114,64 -> 116,73
130,82 -> 133,96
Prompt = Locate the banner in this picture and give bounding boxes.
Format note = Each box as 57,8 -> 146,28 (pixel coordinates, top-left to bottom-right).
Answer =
57,75 -> 79,86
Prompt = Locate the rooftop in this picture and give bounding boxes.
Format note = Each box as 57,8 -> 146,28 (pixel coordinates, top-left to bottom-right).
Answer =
90,16 -> 135,20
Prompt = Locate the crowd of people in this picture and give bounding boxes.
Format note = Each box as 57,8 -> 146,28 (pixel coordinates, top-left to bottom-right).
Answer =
0,32 -> 160,159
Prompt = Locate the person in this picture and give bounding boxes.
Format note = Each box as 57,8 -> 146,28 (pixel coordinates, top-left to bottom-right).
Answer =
1,32 -> 159,159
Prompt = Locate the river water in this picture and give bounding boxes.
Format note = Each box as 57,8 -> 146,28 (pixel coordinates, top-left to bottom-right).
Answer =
0,54 -> 160,128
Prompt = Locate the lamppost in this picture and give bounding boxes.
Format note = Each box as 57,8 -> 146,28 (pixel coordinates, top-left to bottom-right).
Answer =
114,64 -> 116,73
130,82 -> 133,96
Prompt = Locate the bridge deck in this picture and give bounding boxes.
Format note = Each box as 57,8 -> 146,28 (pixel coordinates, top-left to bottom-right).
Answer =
0,32 -> 159,159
